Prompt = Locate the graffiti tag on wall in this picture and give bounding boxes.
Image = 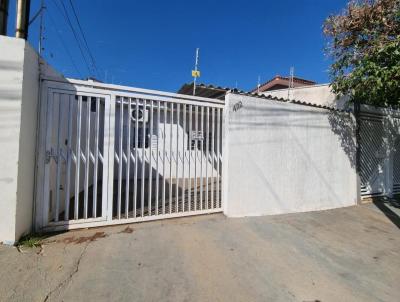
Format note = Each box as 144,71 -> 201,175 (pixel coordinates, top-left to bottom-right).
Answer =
232,101 -> 243,112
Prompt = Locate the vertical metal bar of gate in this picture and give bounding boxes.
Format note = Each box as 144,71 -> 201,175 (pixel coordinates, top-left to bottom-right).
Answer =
175,103 -> 180,212
205,107 -> 209,209
188,105 -> 192,210
84,96 -> 91,219
218,109 -> 225,208
216,108 -> 221,207
117,97 -> 123,219
74,96 -> 82,220
155,101 -> 160,215
182,104 -> 186,211
93,97 -> 100,218
169,102 -> 173,213
194,105 -> 198,210
141,99 -> 146,217
125,98 -> 131,218
133,98 -> 139,218
162,101 -> 166,214
54,93 -> 62,222
211,107 -> 215,208
106,95 -> 116,222
148,100 -> 154,215
43,91 -> 54,225
200,106 -> 204,209
64,95 -> 73,220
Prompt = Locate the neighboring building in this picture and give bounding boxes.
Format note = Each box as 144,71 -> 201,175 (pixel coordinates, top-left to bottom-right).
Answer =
178,75 -> 317,102
177,82 -> 349,110
252,75 -> 316,93
263,84 -> 350,110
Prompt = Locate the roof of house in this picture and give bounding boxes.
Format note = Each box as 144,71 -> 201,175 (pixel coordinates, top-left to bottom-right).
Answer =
178,83 -> 234,100
232,90 -> 343,112
252,75 -> 316,93
177,82 -> 343,112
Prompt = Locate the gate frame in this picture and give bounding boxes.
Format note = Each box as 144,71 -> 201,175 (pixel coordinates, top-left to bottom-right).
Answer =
358,104 -> 400,200
35,80 -> 114,231
35,77 -> 226,232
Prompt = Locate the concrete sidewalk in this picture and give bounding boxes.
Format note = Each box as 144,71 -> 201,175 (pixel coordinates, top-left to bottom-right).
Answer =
0,203 -> 399,302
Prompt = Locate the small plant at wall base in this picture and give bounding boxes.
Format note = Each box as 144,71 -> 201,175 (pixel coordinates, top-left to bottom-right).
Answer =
323,0 -> 400,107
17,234 -> 46,248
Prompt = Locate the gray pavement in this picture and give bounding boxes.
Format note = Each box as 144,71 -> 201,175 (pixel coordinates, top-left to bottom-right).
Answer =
0,203 -> 399,302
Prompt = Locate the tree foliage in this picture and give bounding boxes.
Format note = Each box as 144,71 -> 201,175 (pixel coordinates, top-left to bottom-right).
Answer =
324,0 -> 400,107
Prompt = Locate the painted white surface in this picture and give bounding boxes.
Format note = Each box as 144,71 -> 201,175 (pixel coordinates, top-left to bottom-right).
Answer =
0,36 -> 25,244
264,84 -> 350,110
359,105 -> 400,197
224,93 -> 358,217
0,36 -> 62,244
15,43 -> 62,239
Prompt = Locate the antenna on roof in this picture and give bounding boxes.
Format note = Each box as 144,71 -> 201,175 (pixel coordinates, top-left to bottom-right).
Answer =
38,0 -> 45,55
257,75 -> 260,93
287,67 -> 294,100
192,48 -> 200,96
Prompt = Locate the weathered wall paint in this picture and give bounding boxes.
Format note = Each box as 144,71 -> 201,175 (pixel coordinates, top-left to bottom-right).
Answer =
264,84 -> 350,110
224,93 -> 358,217
0,37 -> 24,244
0,36 -> 61,244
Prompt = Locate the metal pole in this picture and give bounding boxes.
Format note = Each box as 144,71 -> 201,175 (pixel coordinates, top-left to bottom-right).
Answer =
38,0 -> 44,55
15,0 -> 30,39
193,48 -> 199,96
287,67 -> 294,100
0,0 -> 9,35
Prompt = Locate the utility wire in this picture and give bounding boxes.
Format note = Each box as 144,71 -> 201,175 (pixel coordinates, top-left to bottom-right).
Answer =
47,11 -> 83,78
67,0 -> 100,79
58,0 -> 93,76
51,0 -> 92,76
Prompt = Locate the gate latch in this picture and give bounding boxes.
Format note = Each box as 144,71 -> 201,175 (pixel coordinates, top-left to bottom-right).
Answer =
45,148 -> 58,164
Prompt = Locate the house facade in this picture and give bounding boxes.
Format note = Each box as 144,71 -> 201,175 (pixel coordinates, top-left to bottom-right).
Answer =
0,36 -> 399,245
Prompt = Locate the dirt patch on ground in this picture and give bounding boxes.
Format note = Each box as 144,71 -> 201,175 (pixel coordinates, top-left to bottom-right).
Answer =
59,232 -> 108,244
119,226 -> 134,234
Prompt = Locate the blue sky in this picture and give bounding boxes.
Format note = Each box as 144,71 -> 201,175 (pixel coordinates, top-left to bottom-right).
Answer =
7,0 -> 348,92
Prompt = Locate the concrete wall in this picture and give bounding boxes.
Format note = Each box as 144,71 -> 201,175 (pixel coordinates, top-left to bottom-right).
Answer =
0,36 -> 25,244
224,93 -> 358,217
264,84 -> 350,110
0,36 -> 61,244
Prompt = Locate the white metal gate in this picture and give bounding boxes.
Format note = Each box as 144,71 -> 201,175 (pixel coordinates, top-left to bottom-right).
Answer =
359,108 -> 400,198
359,113 -> 388,198
36,79 -> 224,231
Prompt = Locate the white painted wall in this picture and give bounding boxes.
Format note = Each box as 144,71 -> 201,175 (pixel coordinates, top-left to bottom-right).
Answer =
0,36 -> 24,244
0,36 -> 62,244
224,93 -> 358,217
264,84 -> 350,110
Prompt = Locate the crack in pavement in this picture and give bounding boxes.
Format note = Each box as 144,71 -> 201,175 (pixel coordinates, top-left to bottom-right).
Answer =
43,242 -> 89,302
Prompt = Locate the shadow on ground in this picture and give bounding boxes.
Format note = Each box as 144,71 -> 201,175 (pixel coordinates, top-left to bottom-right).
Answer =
372,196 -> 400,229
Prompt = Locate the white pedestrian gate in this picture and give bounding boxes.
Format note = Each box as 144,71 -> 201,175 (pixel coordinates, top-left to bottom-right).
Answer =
359,109 -> 400,198
359,113 -> 388,198
35,79 -> 224,231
